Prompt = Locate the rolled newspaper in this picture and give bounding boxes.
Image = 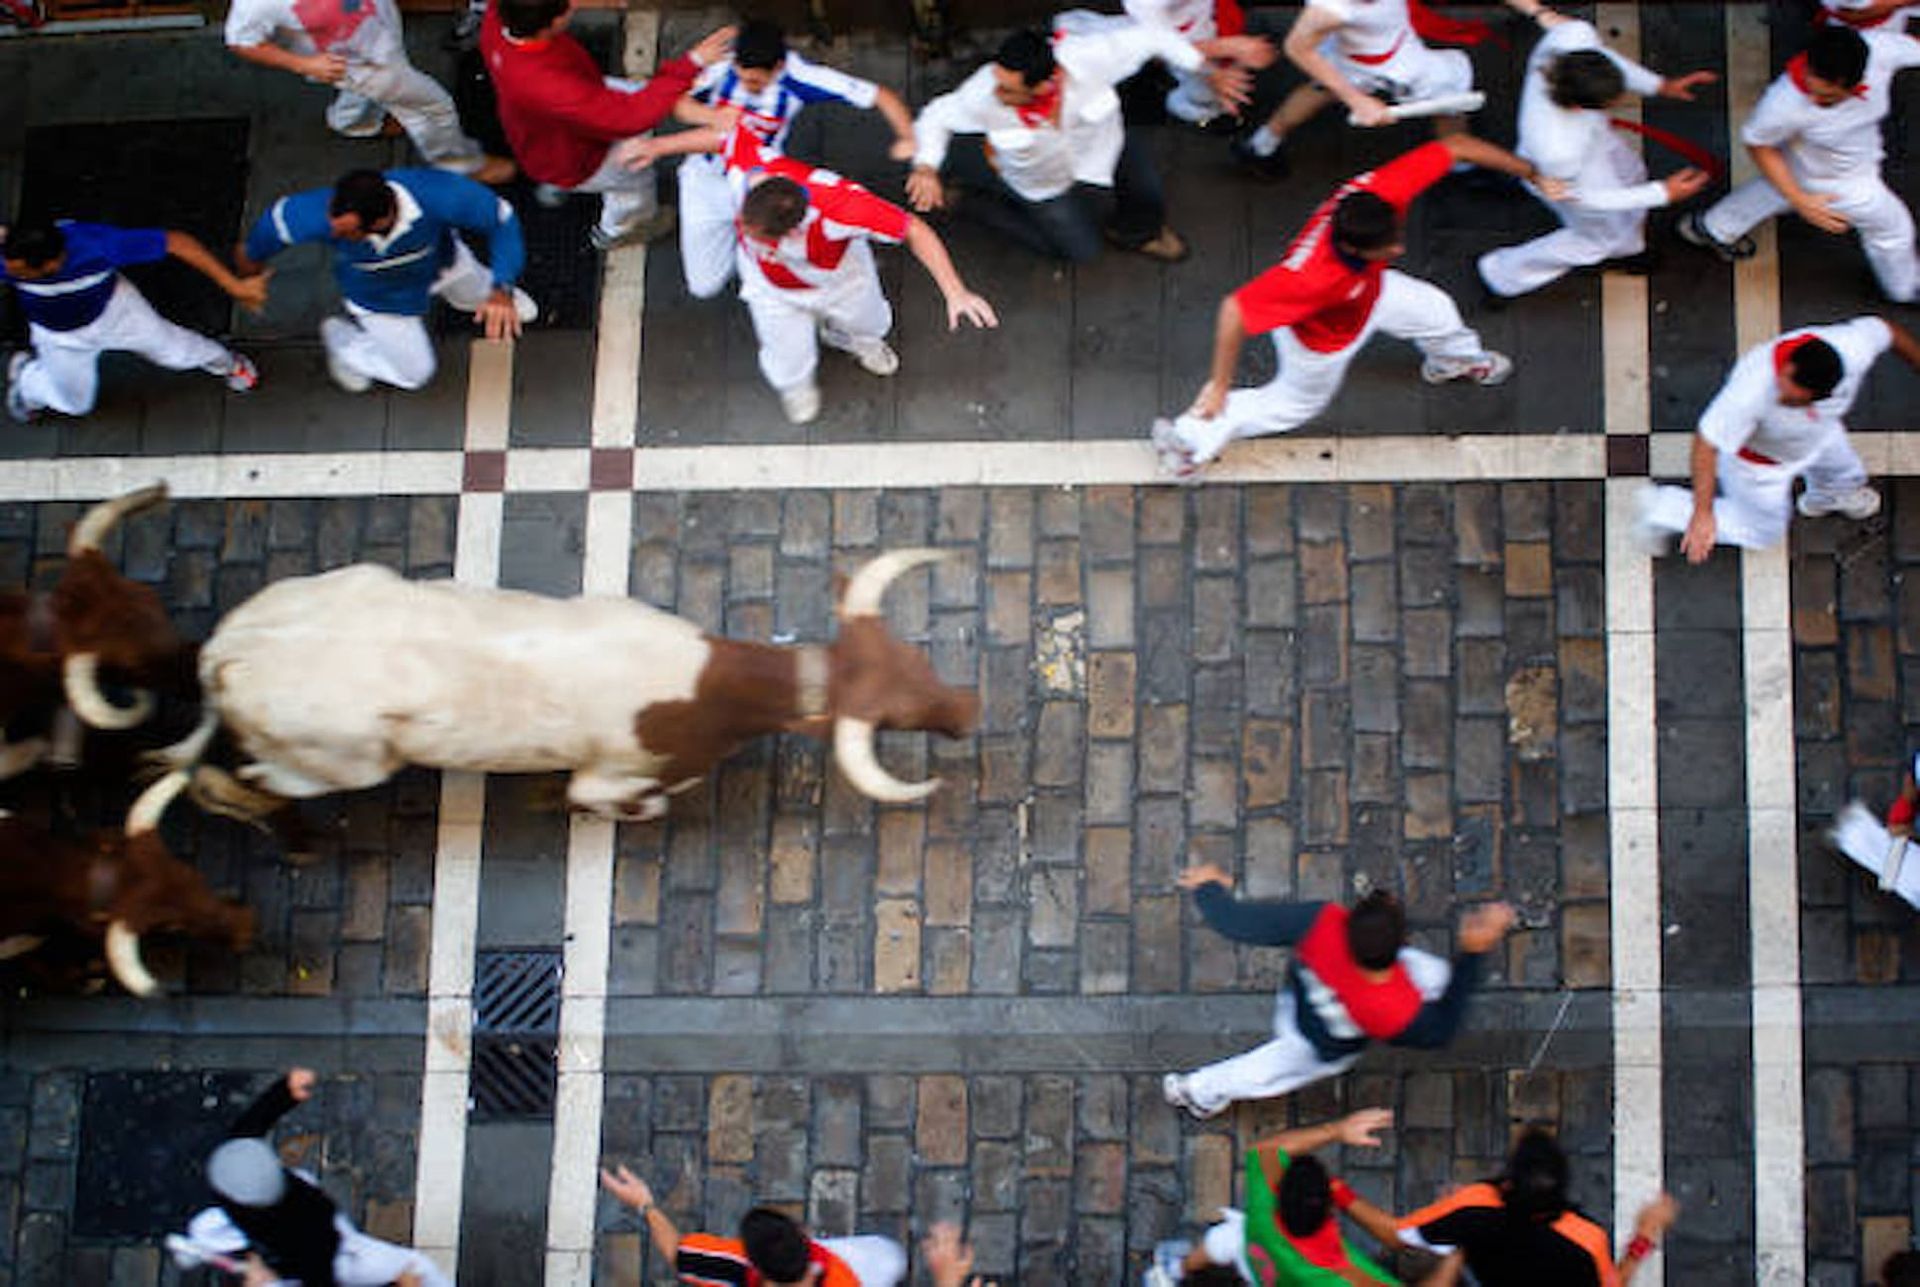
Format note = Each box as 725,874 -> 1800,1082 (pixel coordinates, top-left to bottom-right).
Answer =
1349,91 -> 1486,125
1829,800 -> 1919,909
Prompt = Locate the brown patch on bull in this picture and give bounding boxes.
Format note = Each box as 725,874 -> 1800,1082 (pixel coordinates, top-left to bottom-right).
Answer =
52,551 -> 194,689
632,625 -> 977,789
0,819 -> 252,972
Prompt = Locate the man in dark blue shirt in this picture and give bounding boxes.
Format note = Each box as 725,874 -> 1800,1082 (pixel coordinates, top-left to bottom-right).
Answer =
236,167 -> 532,393
2,218 -> 266,423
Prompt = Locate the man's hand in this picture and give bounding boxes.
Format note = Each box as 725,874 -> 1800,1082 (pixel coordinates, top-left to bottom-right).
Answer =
1457,901 -> 1515,953
287,1068 -> 317,1102
476,288 -> 524,342
1176,862 -> 1233,891
688,25 -> 737,69
1534,175 -> 1572,202
906,167 -> 946,213
1680,508 -> 1716,563
1338,1107 -> 1394,1147
1657,70 -> 1717,101
1634,1192 -> 1679,1240
944,290 -> 998,330
923,1223 -> 994,1287
1662,168 -> 1710,203
614,137 -> 663,171
888,133 -> 918,163
1793,191 -> 1850,234
599,1164 -> 654,1212
1349,96 -> 1395,128
229,270 -> 272,312
241,1253 -> 277,1287
1207,63 -> 1256,113
303,52 -> 348,84
1205,33 -> 1277,70
1188,378 -> 1228,420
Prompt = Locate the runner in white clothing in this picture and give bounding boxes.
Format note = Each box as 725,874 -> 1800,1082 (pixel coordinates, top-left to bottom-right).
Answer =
1478,7 -> 1714,299
1677,26 -> 1920,302
1122,0 -> 1257,127
671,19 -> 916,299
225,0 -> 513,183
1638,316 -> 1920,560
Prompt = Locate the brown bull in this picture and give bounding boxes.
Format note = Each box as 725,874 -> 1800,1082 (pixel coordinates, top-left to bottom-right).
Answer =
0,771 -> 253,996
0,485 -> 192,774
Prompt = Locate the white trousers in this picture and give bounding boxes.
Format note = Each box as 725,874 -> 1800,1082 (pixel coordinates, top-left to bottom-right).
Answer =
328,238 -> 495,390
1702,170 -> 1918,303
679,158 -> 739,298
1166,269 -> 1486,463
17,278 -> 234,416
1181,992 -> 1362,1115
565,78 -> 660,238
1479,144 -> 1649,297
742,242 -> 893,393
327,52 -> 485,169
186,1207 -> 453,1287
1640,434 -> 1868,550
1330,35 -> 1473,103
820,1235 -> 908,1286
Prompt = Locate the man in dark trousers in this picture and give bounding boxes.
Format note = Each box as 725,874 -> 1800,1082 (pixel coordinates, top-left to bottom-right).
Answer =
184,1066 -> 450,1286
1162,862 -> 1513,1119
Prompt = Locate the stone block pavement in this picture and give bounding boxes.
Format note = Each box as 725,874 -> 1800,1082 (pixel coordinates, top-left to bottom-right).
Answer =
0,1 -> 1915,1285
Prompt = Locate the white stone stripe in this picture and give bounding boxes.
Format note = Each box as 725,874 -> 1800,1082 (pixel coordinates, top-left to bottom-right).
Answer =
546,11 -> 653,1271
411,339 -> 513,1272
1596,2 -> 1665,1251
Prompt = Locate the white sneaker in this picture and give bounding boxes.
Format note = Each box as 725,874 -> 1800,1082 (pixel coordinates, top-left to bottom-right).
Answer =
5,352 -> 37,424
318,318 -> 373,394
1422,350 -> 1514,386
1147,1239 -> 1193,1287
853,340 -> 899,377
779,382 -> 822,425
1798,486 -> 1881,520
1150,417 -> 1203,481
511,288 -> 539,325
1161,1072 -> 1224,1119
223,353 -> 260,393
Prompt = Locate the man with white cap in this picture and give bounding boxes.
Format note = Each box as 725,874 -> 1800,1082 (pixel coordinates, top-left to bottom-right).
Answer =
186,1067 -> 450,1286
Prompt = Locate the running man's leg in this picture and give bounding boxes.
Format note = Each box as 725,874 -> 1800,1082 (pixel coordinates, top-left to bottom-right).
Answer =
1700,177 -> 1792,247
1834,177 -> 1919,303
1165,331 -> 1358,465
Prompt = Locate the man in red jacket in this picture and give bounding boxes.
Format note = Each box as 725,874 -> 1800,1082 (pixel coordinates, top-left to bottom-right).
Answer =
483,0 -> 733,249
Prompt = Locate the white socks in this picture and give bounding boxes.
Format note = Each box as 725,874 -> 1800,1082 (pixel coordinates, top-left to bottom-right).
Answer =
1248,125 -> 1284,157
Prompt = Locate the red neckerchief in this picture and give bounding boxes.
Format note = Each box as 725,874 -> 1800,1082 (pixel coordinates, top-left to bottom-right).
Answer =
1016,75 -> 1063,127
1285,1218 -> 1350,1269
1773,333 -> 1816,374
1787,52 -> 1868,99
1608,119 -> 1727,182
1406,0 -> 1505,49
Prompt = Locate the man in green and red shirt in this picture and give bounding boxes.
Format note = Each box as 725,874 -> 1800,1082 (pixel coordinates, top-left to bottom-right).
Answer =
1150,133 -> 1559,478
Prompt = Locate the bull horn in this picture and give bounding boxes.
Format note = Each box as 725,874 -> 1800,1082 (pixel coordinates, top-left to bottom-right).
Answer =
127,769 -> 189,836
833,717 -> 940,803
839,548 -> 946,618
104,919 -> 159,997
68,484 -> 169,556
63,654 -> 155,730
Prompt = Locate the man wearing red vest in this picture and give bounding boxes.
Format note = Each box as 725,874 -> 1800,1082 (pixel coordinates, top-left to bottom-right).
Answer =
1162,863 -> 1513,1120
481,0 -> 733,250
724,131 -> 996,425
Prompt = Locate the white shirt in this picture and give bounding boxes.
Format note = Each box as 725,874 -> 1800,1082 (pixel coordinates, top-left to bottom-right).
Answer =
912,19 -> 1202,201
1125,0 -> 1220,41
689,51 -> 879,164
1699,317 -> 1892,467
224,0 -> 404,62
1312,0 -> 1414,61
1742,31 -> 1920,186
1516,20 -> 1669,212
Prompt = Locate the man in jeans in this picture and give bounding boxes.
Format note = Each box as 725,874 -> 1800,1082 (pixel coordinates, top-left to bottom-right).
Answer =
225,0 -> 513,184
905,21 -> 1267,263
1161,861 -> 1513,1119
483,0 -> 733,250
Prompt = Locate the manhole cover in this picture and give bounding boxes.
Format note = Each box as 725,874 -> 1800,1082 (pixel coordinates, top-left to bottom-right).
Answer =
73,1071 -> 257,1239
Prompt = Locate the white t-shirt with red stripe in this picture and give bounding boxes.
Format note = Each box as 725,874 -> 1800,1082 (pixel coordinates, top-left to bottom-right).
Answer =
1698,316 -> 1892,468
725,132 -> 912,294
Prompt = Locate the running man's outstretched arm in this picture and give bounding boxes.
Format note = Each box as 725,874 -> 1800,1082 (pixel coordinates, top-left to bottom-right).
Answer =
229,1067 -> 315,1139
1391,902 -> 1514,1048
165,230 -> 270,310
1176,862 -> 1325,945
905,218 -> 997,330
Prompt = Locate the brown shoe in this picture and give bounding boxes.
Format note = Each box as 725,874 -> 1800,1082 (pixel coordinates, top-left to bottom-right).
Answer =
469,155 -> 519,186
1132,226 -> 1189,263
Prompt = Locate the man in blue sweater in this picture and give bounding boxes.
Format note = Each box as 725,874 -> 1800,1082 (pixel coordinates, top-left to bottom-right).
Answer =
1162,862 -> 1514,1119
237,168 -> 534,393
3,217 -> 265,423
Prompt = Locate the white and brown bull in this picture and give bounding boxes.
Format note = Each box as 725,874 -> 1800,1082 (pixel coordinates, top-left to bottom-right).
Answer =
0,484 -> 193,775
0,771 -> 254,996
153,549 -> 977,822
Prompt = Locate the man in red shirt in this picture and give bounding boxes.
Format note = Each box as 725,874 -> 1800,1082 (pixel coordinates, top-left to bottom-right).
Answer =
1152,133 -> 1561,478
725,131 -> 996,424
482,0 -> 733,249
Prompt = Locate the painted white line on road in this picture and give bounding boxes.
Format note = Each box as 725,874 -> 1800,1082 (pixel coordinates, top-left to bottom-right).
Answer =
411,340 -> 512,1273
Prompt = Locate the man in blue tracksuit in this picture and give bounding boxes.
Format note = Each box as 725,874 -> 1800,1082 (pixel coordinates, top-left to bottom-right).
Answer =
237,168 -> 534,393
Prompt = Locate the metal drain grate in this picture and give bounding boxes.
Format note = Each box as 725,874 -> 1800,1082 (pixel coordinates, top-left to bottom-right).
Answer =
471,950 -> 561,1120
